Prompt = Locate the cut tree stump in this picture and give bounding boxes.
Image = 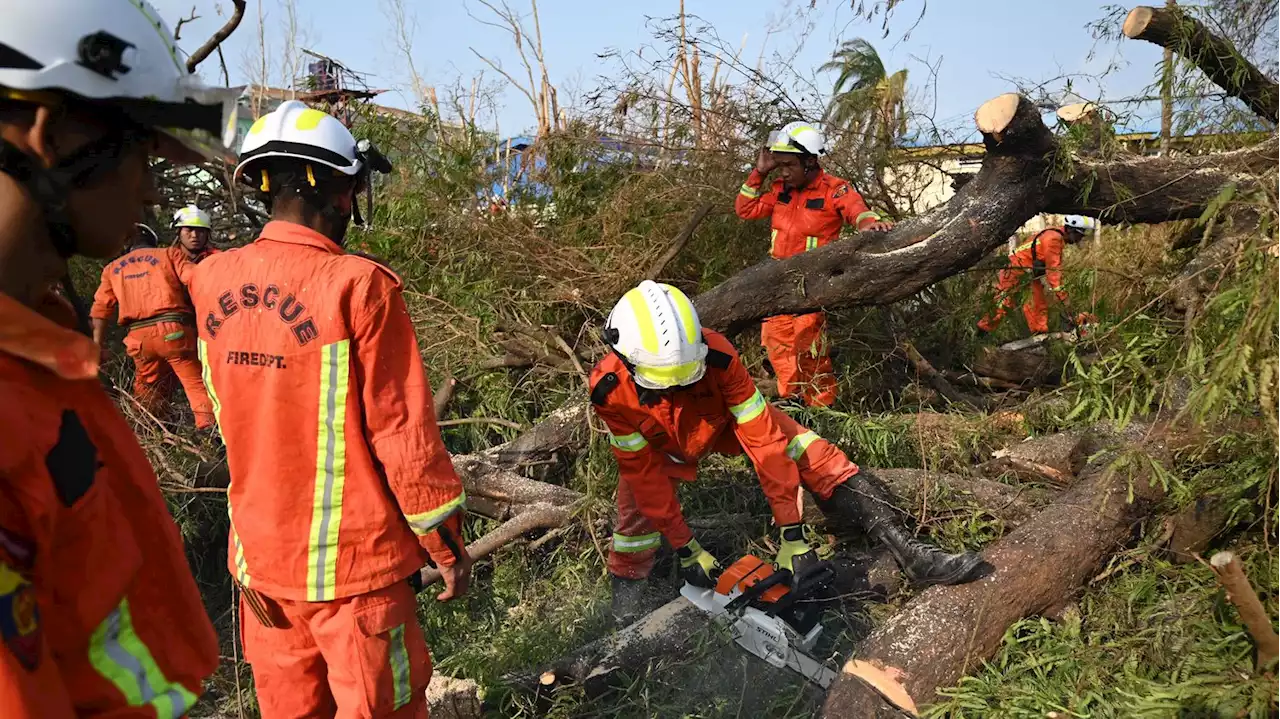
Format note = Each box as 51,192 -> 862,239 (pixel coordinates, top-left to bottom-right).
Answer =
977,429 -> 1090,485
819,421 -> 1169,718
972,342 -> 1060,386
1208,551 -> 1280,667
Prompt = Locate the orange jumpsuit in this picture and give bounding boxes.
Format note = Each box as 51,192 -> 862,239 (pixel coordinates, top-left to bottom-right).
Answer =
591,329 -> 861,579
188,221 -> 465,718
0,290 -> 219,718
978,228 -> 1069,334
90,248 -> 214,429
168,245 -> 220,286
735,168 -> 881,406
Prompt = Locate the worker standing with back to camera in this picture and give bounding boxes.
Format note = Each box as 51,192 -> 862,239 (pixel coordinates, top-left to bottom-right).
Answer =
735,122 -> 894,407
90,221 -> 215,430
188,100 -> 471,718
0,1 -> 238,714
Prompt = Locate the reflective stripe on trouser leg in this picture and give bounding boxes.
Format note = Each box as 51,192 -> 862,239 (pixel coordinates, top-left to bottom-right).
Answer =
308,340 -> 351,602
608,478 -> 661,579
768,406 -> 859,499
88,598 -> 198,719
388,624 -> 412,710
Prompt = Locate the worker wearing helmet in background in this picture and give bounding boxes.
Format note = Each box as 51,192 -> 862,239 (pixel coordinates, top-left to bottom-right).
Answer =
90,222 -> 215,430
187,100 -> 471,719
735,122 -> 894,407
0,0 -> 237,715
594,281 -> 987,623
170,204 -> 220,268
978,215 -> 1098,335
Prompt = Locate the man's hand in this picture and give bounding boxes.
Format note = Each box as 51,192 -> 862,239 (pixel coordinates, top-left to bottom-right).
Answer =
774,524 -> 818,579
435,551 -> 472,602
864,220 -> 894,232
677,538 -> 720,588
755,147 -> 778,175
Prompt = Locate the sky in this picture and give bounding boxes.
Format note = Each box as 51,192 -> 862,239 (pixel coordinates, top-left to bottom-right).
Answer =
153,0 -> 1171,139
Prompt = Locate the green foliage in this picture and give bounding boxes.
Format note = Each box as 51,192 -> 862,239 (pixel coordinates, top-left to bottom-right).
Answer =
927,548 -> 1279,718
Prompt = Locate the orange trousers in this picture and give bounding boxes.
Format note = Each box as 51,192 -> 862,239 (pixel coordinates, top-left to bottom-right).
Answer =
608,406 -> 858,579
761,313 -> 836,407
123,320 -> 214,429
978,268 -> 1052,334
241,580 -> 431,719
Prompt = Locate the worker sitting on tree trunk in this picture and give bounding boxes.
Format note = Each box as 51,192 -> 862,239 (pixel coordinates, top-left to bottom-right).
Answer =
735,122 -> 893,407
187,101 -> 471,719
978,215 -> 1098,335
0,1 -> 236,714
90,221 -> 216,430
593,281 -> 989,624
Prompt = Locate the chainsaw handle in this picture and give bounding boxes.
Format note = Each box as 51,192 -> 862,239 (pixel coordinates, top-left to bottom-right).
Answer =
722,561 -> 836,616
723,570 -> 791,615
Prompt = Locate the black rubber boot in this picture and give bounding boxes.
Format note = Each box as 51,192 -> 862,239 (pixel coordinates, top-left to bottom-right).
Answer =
610,575 -> 654,627
816,472 -> 989,587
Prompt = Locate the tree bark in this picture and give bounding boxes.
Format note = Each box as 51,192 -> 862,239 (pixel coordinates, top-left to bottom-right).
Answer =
646,202 -> 716,280
1123,5 -> 1279,123
819,422 -> 1169,718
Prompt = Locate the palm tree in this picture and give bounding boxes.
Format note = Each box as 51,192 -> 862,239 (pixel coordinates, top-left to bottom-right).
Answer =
820,39 -> 908,148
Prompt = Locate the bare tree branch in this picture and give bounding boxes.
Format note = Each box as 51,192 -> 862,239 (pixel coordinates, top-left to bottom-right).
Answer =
187,0 -> 247,74
173,6 -> 200,41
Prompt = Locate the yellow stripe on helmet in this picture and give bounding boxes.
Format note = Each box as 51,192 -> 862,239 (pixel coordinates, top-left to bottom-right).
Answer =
664,284 -> 699,344
624,288 -> 659,354
633,359 -> 705,389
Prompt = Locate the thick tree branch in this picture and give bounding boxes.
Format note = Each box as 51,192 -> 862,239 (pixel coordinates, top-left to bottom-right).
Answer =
186,0 -> 247,74
1123,5 -> 1279,123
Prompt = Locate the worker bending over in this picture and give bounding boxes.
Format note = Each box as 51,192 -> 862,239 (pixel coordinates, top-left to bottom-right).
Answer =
188,101 -> 471,719
978,215 -> 1097,334
0,1 -> 235,714
170,204 -> 220,268
595,281 -> 986,621
735,122 -> 893,407
91,222 -> 214,429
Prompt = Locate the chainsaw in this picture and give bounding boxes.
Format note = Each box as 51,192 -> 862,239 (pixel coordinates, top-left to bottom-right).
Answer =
680,554 -> 839,688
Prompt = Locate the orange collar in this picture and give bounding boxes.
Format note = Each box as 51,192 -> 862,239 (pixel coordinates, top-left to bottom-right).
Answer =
257,220 -> 345,255
0,291 -> 98,380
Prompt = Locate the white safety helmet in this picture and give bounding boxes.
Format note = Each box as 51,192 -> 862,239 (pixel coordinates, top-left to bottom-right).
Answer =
133,223 -> 158,247
768,121 -> 828,156
172,205 -> 212,230
235,101 -> 362,189
0,0 -> 239,162
604,281 -> 709,390
1063,215 -> 1099,231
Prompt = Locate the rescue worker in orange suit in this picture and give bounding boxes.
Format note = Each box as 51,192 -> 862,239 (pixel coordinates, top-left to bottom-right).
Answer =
169,204 -> 220,269
594,281 -> 987,622
188,101 -> 472,719
735,122 -> 893,407
90,223 -> 215,430
0,1 -> 240,714
978,215 -> 1097,335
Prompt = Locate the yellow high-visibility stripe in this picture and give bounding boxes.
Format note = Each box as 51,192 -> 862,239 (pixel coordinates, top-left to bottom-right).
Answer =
88,598 -> 198,719
389,625 -> 412,709
769,228 -> 779,257
404,491 -> 466,536
854,210 -> 881,227
307,340 -> 350,602
609,431 -> 649,452
729,390 -> 767,424
666,285 -> 699,344
228,501 -> 250,587
739,183 -> 761,199
613,532 -> 661,552
623,288 -> 659,354
805,236 -> 819,251
786,431 -> 820,460
197,339 -> 223,428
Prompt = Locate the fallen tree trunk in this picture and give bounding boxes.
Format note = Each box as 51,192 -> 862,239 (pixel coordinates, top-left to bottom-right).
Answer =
819,421 -> 1169,718
1123,5 -> 1279,123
